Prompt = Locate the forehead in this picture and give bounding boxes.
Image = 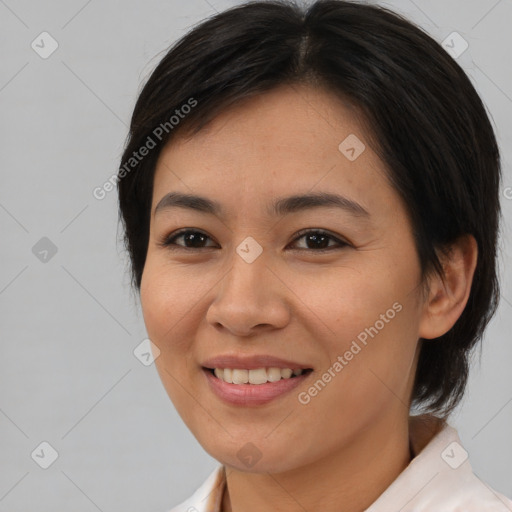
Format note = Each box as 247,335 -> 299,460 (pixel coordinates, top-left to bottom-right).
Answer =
151,84 -> 399,222
157,84 -> 369,164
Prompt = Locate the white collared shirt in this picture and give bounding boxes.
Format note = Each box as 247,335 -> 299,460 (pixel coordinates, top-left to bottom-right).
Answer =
168,418 -> 512,511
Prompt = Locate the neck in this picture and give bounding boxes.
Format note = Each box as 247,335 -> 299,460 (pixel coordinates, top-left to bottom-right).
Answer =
222,412 -> 412,512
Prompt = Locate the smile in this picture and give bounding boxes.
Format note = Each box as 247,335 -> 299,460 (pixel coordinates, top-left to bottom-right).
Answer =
202,367 -> 313,406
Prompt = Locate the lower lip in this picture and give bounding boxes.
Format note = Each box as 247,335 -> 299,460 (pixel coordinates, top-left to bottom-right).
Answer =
202,368 -> 313,406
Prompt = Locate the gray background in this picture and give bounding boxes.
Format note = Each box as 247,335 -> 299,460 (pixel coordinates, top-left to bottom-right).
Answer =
0,0 -> 511,510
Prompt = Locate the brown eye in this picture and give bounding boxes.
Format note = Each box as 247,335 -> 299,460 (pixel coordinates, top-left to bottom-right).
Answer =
160,229 -> 217,249
289,229 -> 349,252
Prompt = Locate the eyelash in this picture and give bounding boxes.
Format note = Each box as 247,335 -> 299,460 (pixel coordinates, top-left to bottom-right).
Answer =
158,228 -> 349,253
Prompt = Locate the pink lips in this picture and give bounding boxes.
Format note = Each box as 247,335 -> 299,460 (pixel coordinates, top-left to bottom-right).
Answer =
202,367 -> 313,406
201,354 -> 311,371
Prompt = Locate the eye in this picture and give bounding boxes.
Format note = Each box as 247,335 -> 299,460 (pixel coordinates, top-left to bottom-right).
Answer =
159,229 -> 218,250
158,228 -> 349,252
288,229 -> 349,252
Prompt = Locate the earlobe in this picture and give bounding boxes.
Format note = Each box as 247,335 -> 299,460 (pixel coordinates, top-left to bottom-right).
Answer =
418,234 -> 478,340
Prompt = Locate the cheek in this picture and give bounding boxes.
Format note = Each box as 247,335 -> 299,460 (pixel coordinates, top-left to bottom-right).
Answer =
287,260 -> 408,343
140,263 -> 204,425
140,262 -> 197,366
140,258 -> 198,335
291,256 -> 421,397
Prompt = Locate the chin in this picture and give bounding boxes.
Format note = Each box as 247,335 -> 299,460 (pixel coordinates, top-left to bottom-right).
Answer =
201,436 -> 307,475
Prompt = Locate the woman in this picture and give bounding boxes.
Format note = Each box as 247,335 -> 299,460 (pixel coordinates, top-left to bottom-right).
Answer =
117,1 -> 512,510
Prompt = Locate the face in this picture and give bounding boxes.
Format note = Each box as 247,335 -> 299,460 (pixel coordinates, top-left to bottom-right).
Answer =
140,84 -> 427,473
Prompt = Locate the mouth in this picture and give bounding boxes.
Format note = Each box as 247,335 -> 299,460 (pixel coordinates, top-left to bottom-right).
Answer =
202,365 -> 314,406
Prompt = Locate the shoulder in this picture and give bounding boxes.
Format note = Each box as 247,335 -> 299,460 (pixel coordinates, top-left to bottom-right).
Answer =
424,463 -> 512,511
366,418 -> 512,511
167,464 -> 225,512
414,421 -> 512,511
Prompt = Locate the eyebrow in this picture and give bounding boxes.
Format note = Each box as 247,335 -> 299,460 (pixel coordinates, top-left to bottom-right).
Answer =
154,191 -> 371,219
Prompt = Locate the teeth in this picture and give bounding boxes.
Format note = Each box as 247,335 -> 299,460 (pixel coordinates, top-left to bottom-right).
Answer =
232,369 -> 248,384
281,368 -> 293,379
223,368 -> 233,383
267,367 -> 282,382
211,367 -> 306,384
248,368 -> 267,385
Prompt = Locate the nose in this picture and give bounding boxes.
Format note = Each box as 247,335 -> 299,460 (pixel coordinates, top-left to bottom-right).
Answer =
205,244 -> 291,336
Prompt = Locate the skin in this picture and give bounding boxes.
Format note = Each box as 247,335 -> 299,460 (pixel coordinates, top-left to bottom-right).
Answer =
140,84 -> 478,512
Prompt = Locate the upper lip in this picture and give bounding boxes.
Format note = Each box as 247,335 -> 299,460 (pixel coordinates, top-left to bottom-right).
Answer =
201,354 -> 312,370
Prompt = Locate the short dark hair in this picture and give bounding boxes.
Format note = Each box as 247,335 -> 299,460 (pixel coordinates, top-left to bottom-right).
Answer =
117,0 -> 502,417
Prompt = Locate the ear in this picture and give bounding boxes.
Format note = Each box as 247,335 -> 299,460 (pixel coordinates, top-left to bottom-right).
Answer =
418,234 -> 478,340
